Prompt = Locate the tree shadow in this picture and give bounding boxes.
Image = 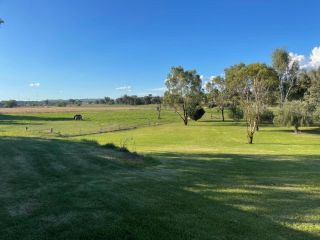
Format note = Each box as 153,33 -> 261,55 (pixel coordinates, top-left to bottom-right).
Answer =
0,137 -> 319,239
270,127 -> 320,135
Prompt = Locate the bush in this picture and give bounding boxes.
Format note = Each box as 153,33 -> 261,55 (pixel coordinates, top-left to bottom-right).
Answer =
228,105 -> 244,120
275,101 -> 312,133
314,107 -> 320,122
260,108 -> 275,123
189,106 -> 206,121
103,143 -> 130,153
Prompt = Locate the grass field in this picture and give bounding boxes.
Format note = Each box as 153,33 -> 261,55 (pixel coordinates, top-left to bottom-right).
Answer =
0,106 -> 320,239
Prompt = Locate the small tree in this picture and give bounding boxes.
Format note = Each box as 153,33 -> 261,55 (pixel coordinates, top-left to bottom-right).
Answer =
164,66 -> 203,126
244,102 -> 257,144
225,63 -> 277,143
246,63 -> 278,131
205,76 -> 228,121
276,101 -> 312,133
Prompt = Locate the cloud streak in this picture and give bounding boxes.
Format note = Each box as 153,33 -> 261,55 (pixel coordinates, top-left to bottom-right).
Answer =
29,82 -> 40,88
116,86 -> 132,92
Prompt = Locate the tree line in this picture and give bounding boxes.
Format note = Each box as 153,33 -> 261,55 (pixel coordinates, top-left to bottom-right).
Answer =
164,48 -> 320,144
0,95 -> 162,108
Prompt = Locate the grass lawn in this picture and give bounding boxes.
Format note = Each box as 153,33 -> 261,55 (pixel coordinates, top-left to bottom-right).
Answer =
0,107 -> 320,239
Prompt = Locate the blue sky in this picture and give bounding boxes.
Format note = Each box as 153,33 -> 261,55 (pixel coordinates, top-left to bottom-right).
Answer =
0,0 -> 319,100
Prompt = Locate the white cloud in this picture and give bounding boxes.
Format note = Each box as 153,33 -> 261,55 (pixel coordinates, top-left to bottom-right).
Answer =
289,52 -> 306,68
309,47 -> 320,68
289,46 -> 320,69
150,87 -> 165,92
116,86 -> 132,92
29,82 -> 40,87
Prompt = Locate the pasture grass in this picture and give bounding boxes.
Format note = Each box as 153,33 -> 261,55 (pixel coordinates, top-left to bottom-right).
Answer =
0,106 -> 320,239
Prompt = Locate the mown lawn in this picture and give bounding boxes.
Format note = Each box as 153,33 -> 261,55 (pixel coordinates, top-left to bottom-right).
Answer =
0,107 -> 178,137
0,108 -> 320,239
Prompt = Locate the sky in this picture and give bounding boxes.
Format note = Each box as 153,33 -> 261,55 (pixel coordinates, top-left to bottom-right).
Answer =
0,0 -> 319,100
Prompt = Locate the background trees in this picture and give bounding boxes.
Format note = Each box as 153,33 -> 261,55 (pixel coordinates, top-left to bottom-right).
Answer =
164,66 -> 203,125
272,48 -> 300,106
3,100 -> 17,108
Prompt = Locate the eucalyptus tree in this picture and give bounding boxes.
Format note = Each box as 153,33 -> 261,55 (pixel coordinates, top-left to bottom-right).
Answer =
305,66 -> 320,110
272,48 -> 300,106
164,66 -> 203,126
225,63 -> 278,143
246,63 -> 278,130
205,76 -> 228,121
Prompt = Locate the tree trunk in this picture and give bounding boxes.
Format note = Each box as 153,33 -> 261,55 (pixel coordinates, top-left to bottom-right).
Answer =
256,124 -> 259,131
294,126 -> 299,134
184,118 -> 188,126
221,108 -> 225,122
157,103 -> 161,119
247,135 -> 253,144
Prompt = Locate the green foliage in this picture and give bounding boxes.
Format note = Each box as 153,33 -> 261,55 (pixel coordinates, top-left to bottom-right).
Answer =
314,107 -> 320,123
272,48 -> 290,74
57,101 -> 67,107
4,100 -> 18,108
164,66 -> 203,125
228,105 -> 244,120
275,101 -> 313,132
260,108 -> 275,123
188,105 -> 205,121
304,67 -> 320,110
272,48 -> 300,104
205,76 -> 228,121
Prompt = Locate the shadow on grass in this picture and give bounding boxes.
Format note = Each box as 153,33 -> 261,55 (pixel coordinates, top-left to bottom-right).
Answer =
0,137 -> 319,239
268,127 -> 320,135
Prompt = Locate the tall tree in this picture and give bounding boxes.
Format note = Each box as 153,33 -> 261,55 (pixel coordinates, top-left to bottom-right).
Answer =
205,76 -> 228,121
164,66 -> 203,126
272,48 -> 299,106
305,66 -> 320,110
225,63 -> 277,143
246,63 -> 278,130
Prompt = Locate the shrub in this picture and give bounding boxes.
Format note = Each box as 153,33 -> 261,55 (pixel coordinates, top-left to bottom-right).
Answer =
103,143 -> 130,153
260,108 -> 275,123
189,106 -> 206,121
228,105 -> 244,120
314,107 -> 320,123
